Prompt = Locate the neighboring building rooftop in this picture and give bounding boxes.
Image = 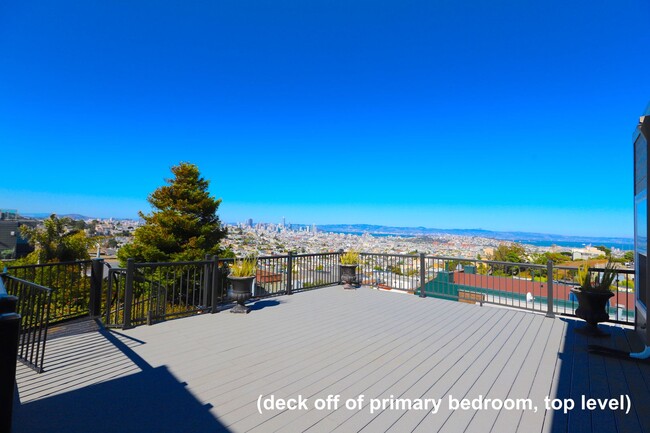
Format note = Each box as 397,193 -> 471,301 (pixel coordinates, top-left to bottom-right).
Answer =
0,212 -> 35,259
0,209 -> 18,221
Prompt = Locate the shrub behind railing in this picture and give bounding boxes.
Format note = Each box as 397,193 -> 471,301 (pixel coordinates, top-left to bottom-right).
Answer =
5,260 -> 93,324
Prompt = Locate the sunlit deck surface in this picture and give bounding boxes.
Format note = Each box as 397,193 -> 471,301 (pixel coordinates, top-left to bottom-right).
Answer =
13,286 -> 650,433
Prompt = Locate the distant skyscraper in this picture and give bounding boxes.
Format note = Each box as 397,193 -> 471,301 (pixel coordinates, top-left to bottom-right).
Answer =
247,218 -> 253,227
282,217 -> 286,228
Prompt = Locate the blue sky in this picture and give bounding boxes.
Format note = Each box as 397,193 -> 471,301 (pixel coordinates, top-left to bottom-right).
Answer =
1,1 -> 648,237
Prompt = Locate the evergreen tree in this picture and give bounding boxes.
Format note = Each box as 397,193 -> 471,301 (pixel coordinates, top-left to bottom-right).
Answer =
118,162 -> 227,263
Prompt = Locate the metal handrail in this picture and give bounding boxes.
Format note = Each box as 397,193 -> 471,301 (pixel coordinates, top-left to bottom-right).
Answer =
5,259 -> 94,270
3,275 -> 52,373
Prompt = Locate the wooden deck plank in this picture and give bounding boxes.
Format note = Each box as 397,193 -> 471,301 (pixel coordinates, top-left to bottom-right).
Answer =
216,295 -> 440,429
316,306 -> 501,431
249,299 -> 465,432
490,316 -> 557,432
322,307 -> 509,432
13,286 -> 650,433
566,323 -> 592,433
246,292 -> 484,430
364,308 -> 516,431
544,317 -> 576,433
284,303 -> 485,433
402,310 -> 536,433
15,331 -> 142,403
519,318 -> 567,433
623,330 -> 650,433
189,304 -> 412,404
587,327 -> 627,433
446,313 -> 549,433
606,326 -> 647,433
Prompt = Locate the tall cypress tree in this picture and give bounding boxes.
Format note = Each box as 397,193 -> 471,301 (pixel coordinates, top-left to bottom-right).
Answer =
118,162 -> 227,263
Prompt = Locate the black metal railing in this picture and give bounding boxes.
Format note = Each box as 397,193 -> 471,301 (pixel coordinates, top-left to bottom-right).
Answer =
292,252 -> 341,291
255,255 -> 288,296
9,252 -> 635,332
553,265 -> 635,323
359,253 -> 423,292
104,267 -> 127,328
348,253 -> 635,324
103,253 -> 343,329
1,274 -> 52,373
104,258 -> 218,328
5,260 -> 94,323
0,276 -> 20,433
413,256 -> 634,324
421,256 -> 554,313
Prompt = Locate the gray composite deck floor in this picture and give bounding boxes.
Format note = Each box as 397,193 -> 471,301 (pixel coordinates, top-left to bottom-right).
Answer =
12,286 -> 650,433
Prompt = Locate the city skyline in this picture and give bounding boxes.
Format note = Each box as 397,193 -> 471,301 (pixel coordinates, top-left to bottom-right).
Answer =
2,1 -> 649,238
10,208 -> 635,244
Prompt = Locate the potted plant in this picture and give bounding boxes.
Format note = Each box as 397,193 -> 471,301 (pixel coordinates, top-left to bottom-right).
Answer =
571,261 -> 616,337
339,250 -> 360,290
228,256 -> 257,314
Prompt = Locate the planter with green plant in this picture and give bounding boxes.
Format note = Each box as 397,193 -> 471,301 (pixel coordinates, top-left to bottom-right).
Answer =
571,261 -> 616,337
339,251 -> 360,290
228,257 -> 257,314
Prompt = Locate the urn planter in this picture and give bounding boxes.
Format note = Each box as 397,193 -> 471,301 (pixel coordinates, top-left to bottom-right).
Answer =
339,264 -> 358,290
571,288 -> 614,337
228,276 -> 255,314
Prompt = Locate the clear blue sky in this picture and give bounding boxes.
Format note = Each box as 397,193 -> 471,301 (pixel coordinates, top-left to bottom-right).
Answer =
1,1 -> 648,237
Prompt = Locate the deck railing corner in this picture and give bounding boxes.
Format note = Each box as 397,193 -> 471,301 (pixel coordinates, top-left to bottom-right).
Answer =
0,275 -> 20,433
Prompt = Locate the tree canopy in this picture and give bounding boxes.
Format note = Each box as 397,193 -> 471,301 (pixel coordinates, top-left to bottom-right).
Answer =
118,162 -> 228,263
20,214 -> 91,263
490,243 -> 527,264
532,251 -> 571,265
488,243 -> 527,275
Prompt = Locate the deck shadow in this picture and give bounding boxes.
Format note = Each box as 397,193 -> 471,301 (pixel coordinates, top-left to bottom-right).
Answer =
12,365 -> 230,433
12,322 -> 231,433
249,299 -> 281,310
46,317 -> 102,341
549,318 -> 650,433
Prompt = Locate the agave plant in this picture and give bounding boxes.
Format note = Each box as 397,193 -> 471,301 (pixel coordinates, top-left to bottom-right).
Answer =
230,256 -> 257,277
576,261 -> 617,293
340,250 -> 360,265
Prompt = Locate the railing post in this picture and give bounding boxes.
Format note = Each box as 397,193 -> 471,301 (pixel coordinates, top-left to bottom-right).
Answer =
419,253 -> 426,298
203,254 -> 211,309
123,258 -> 134,329
286,252 -> 293,295
89,258 -> 104,317
211,256 -> 220,313
105,270 -> 114,324
546,260 -> 555,318
0,281 -> 20,433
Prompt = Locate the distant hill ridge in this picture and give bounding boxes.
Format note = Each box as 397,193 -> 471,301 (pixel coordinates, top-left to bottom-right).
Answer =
20,213 -> 135,221
316,224 -> 633,247
17,215 -> 633,248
